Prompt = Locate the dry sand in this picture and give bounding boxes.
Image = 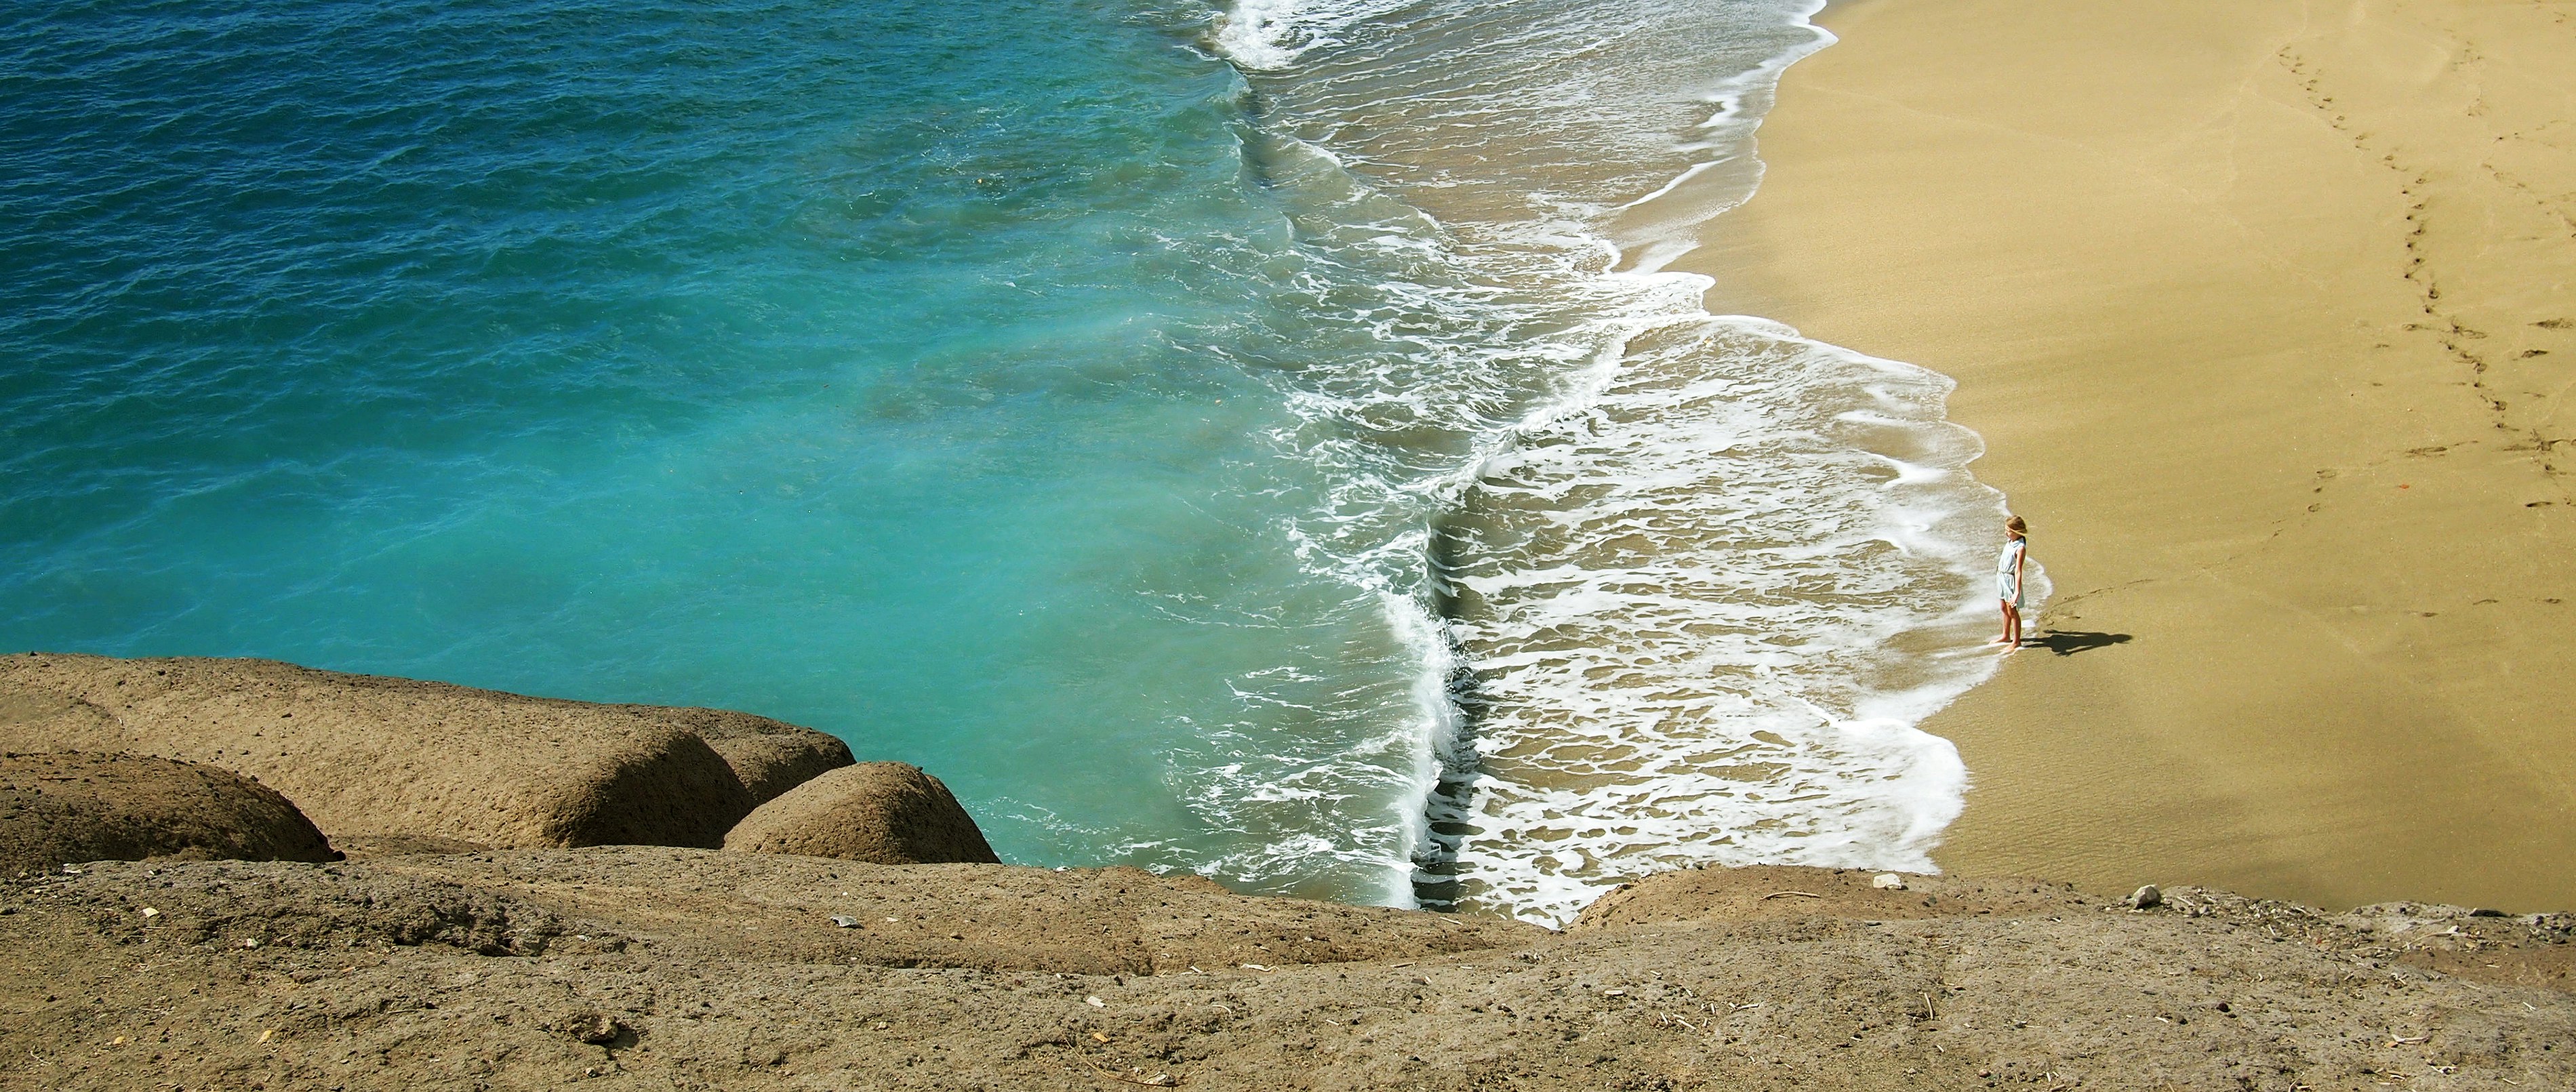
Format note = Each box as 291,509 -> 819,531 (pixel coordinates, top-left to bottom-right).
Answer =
1687,0 -> 2576,912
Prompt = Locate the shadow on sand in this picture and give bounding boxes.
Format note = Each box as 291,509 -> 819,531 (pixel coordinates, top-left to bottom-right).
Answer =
2024,629 -> 2133,656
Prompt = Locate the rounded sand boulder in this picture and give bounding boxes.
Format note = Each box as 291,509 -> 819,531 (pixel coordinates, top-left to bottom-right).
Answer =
0,654 -> 819,850
1,751 -> 337,874
722,763 -> 999,865
636,706 -> 854,805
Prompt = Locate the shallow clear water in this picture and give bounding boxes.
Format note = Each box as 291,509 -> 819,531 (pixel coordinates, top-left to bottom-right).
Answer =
3,0 -> 2016,921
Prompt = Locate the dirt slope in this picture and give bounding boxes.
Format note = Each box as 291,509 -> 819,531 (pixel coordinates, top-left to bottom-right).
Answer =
3,854 -> 2567,1091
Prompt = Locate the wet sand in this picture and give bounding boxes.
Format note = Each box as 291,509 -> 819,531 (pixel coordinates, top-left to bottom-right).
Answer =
1687,0 -> 2576,912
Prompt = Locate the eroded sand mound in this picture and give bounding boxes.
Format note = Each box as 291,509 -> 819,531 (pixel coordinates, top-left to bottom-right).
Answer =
634,705 -> 854,805
0,653 -> 857,849
723,761 -> 1000,864
0,752 -> 336,874
4,855 -> 2569,1091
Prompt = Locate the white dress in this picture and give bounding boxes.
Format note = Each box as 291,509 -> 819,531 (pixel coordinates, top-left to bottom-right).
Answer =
1996,537 -> 2027,607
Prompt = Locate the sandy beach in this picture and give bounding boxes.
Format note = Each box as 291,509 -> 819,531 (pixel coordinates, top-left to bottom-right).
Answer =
1689,0 -> 2576,912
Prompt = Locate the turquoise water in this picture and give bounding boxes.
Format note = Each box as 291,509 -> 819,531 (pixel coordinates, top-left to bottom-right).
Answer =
1,0 -> 1444,898
3,0 -> 2011,920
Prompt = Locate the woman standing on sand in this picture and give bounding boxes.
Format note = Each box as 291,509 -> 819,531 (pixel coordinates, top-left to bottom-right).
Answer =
1996,515 -> 2029,647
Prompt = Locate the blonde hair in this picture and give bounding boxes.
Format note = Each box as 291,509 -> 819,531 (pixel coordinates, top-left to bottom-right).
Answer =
2005,515 -> 2028,535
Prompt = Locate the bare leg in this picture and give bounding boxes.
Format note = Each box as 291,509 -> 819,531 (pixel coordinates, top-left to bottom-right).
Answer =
1998,602 -> 2021,647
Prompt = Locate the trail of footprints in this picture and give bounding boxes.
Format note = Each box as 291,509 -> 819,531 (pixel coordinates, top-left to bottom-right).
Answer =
2274,4 -> 2575,496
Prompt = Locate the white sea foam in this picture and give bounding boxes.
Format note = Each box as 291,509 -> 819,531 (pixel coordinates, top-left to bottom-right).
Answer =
1213,0 -> 1423,71
1438,298 -> 2029,922
1199,0 -> 2035,923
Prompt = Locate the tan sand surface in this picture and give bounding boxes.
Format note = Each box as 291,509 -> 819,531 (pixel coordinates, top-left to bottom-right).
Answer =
1687,0 -> 2576,912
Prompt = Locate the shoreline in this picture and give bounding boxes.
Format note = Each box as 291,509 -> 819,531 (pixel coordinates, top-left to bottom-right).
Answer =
1681,0 -> 2576,912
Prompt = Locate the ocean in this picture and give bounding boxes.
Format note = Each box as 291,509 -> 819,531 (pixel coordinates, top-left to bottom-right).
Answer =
1,0 -> 2019,924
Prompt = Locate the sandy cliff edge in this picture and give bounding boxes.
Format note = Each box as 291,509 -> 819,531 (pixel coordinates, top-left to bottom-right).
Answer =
0,649 -> 2565,1088
3,853 -> 2567,1090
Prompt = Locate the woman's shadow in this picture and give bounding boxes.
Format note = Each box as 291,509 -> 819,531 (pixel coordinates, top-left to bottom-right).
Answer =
2023,629 -> 2132,656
